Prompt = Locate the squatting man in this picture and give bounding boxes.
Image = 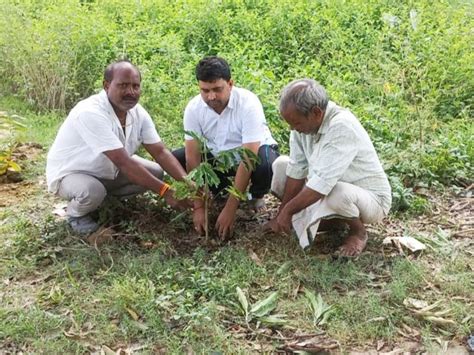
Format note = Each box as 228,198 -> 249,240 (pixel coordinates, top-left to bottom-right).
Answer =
172,56 -> 279,239
46,60 -> 191,234
266,79 -> 391,256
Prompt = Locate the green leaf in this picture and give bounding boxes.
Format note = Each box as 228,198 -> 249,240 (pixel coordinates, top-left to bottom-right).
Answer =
250,291 -> 278,317
303,289 -> 333,326
236,287 -> 249,317
226,185 -> 247,201
259,314 -> 288,326
7,161 -> 21,172
276,261 -> 292,276
184,130 -> 209,155
201,163 -> 220,187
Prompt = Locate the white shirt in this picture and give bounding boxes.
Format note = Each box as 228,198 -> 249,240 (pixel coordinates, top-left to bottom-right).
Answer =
286,101 -> 392,214
46,90 -> 161,193
183,87 -> 276,155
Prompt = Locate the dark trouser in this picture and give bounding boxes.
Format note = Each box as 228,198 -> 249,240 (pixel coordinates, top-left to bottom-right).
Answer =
172,145 -> 279,199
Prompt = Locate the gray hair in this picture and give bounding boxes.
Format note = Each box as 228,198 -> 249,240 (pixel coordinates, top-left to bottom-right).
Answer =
279,79 -> 329,116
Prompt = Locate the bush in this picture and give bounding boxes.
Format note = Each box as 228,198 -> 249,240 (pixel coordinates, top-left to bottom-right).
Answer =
0,0 -> 471,195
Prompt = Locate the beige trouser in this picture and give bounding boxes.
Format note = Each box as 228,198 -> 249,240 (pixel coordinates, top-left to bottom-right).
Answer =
57,155 -> 163,217
271,156 -> 386,248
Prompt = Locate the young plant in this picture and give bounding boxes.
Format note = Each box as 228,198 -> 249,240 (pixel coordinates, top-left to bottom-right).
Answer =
303,289 -> 334,326
173,131 -> 259,240
0,111 -> 26,176
236,287 -> 287,327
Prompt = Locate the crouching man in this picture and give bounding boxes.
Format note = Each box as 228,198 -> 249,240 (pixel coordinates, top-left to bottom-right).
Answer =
46,60 -> 190,234
266,79 -> 391,256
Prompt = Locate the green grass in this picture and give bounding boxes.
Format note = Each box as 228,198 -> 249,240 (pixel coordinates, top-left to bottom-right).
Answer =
0,0 -> 472,351
0,140 -> 471,352
0,106 -> 471,352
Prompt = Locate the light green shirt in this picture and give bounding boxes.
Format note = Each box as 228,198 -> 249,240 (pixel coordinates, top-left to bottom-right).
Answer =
286,101 -> 392,214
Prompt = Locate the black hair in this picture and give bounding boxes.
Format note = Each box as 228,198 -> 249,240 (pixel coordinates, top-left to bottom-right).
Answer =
195,56 -> 231,82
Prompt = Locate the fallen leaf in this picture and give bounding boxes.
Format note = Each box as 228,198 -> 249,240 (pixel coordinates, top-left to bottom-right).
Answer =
86,227 -> 115,246
382,236 -> 426,253
248,249 -> 262,266
403,298 -> 429,309
101,345 -> 116,355
376,340 -> 385,351
125,307 -> 140,321
132,320 -> 149,331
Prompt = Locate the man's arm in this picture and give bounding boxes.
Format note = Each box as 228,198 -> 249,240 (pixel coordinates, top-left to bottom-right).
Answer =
143,142 -> 187,181
215,141 -> 260,238
103,147 -> 185,209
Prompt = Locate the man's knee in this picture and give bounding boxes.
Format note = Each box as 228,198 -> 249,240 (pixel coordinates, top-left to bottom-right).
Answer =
325,183 -> 356,210
76,182 -> 107,210
271,155 -> 290,199
324,183 -> 383,223
171,147 -> 186,169
59,174 -> 107,216
131,155 -> 164,180
147,163 -> 164,180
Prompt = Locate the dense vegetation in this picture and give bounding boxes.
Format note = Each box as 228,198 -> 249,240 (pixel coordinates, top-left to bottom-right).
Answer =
0,1 -> 472,353
1,0 -> 472,202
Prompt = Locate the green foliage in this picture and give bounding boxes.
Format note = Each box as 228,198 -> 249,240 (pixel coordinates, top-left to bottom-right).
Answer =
389,176 -> 430,214
303,289 -> 334,326
0,0 -> 471,209
173,131 -> 259,238
0,111 -> 26,175
235,287 -> 286,326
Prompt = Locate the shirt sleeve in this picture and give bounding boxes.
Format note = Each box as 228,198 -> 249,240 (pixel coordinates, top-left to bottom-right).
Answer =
306,121 -> 358,195
286,131 -> 309,179
73,111 -> 123,154
138,107 -> 161,144
184,100 -> 203,140
241,95 -> 266,144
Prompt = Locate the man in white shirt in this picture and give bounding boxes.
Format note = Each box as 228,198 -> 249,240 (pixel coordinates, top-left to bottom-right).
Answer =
173,57 -> 279,238
46,60 -> 190,234
266,79 -> 391,256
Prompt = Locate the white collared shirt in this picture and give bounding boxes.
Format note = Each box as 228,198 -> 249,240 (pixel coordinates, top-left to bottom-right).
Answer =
287,101 -> 392,214
46,90 -> 160,193
183,87 -> 276,155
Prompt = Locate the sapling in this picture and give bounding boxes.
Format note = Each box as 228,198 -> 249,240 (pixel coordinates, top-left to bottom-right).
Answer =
173,131 -> 259,240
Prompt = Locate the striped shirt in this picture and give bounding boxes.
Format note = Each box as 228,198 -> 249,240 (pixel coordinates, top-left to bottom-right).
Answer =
286,101 -> 392,214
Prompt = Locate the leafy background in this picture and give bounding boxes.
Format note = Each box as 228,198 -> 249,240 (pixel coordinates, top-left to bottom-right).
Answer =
0,0 -> 472,203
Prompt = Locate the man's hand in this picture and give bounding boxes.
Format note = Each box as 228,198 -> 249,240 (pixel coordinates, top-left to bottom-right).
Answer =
215,205 -> 236,239
276,210 -> 293,234
264,211 -> 292,235
263,218 -> 279,233
192,207 -> 207,235
163,189 -> 192,210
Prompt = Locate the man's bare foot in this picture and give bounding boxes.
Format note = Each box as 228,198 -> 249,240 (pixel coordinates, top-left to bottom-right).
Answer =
337,233 -> 368,257
249,198 -> 265,212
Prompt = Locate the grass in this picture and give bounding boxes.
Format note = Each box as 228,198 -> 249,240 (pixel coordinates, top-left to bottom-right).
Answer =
0,111 -> 472,352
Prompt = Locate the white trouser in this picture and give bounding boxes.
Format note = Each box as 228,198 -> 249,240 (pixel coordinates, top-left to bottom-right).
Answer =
57,155 -> 163,217
271,155 -> 386,248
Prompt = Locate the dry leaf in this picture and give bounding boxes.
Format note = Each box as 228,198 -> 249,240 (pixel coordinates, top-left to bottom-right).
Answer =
248,249 -> 262,266
383,236 -> 426,253
86,227 -> 115,246
125,307 -> 140,321
403,298 -> 429,309
376,340 -> 385,351
101,345 -> 116,355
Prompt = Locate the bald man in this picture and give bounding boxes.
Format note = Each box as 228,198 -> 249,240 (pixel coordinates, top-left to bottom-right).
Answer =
46,60 -> 190,235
